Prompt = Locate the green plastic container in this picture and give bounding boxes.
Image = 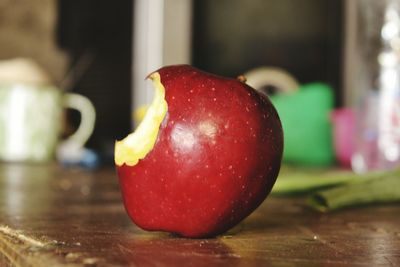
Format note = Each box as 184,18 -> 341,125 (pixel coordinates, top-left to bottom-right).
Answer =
270,83 -> 334,166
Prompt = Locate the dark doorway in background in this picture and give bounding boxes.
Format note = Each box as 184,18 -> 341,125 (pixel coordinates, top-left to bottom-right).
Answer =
192,0 -> 343,105
57,0 -> 132,161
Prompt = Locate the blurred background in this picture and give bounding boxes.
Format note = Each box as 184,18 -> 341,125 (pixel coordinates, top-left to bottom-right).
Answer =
0,0 -> 399,172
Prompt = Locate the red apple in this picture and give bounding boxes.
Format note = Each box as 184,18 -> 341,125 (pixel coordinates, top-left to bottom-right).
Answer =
115,65 -> 283,238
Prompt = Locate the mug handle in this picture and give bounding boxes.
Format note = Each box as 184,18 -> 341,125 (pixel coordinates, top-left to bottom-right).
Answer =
244,67 -> 300,94
60,93 -> 96,150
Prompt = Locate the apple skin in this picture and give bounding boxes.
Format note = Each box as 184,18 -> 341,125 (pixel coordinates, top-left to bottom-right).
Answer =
117,65 -> 283,238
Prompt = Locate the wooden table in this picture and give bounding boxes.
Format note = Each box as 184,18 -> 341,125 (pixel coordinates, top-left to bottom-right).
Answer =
0,164 -> 399,267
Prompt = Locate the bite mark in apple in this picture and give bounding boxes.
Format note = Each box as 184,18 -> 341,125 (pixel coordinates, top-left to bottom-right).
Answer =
115,72 -> 168,167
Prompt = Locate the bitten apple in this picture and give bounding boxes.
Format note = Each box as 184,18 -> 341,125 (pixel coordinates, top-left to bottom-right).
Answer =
115,65 -> 283,238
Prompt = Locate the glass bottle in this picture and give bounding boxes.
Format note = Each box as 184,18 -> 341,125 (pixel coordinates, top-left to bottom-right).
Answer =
352,0 -> 400,172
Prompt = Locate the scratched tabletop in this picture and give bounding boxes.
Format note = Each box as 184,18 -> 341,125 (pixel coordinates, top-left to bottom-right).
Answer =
0,163 -> 399,267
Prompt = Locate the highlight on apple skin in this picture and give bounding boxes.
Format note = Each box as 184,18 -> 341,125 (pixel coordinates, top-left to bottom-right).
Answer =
115,65 -> 283,238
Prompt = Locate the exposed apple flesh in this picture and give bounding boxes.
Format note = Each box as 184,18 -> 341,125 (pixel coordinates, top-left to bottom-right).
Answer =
115,72 -> 167,166
115,65 -> 283,238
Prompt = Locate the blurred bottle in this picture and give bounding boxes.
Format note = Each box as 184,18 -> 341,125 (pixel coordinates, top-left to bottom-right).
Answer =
352,0 -> 400,173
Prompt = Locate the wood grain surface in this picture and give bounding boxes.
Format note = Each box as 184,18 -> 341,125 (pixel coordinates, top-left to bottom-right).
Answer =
0,164 -> 399,266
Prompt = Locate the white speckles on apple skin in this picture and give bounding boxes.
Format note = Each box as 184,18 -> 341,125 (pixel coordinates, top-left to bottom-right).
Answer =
198,120 -> 218,139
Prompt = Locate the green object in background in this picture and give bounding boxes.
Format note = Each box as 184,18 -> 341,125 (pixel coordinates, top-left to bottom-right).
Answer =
272,167 -> 392,195
272,166 -> 400,212
270,83 -> 334,166
308,173 -> 400,212
271,168 -> 363,195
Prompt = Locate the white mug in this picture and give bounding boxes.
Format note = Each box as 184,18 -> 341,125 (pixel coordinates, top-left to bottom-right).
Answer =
0,83 -> 95,162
